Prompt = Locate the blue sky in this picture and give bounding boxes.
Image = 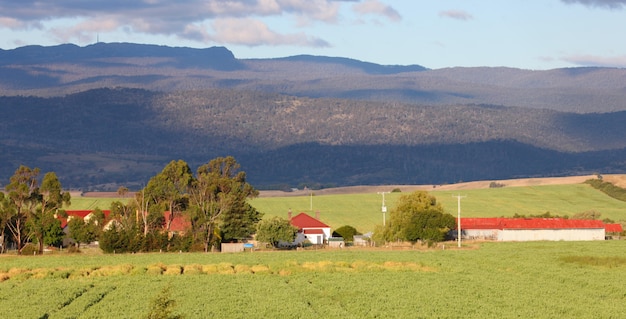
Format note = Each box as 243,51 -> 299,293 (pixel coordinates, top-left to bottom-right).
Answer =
1,0 -> 625,70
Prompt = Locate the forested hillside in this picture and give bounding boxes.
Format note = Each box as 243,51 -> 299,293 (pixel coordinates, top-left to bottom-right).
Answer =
1,43 -> 626,189
1,87 -> 625,190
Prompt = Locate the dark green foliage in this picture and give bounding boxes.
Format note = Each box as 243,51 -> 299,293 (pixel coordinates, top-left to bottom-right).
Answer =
99,223 -> 142,254
141,231 -> 169,252
20,243 -> 38,255
332,225 -> 360,242
584,179 -> 626,202
380,191 -> 455,244
220,202 -> 263,242
42,218 -> 64,247
391,188 -> 402,193
255,217 -> 298,247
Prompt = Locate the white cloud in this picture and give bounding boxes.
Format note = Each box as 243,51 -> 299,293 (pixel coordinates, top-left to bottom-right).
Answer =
0,0 -> 397,48
562,54 -> 626,67
209,18 -> 330,47
439,10 -> 473,21
353,0 -> 401,21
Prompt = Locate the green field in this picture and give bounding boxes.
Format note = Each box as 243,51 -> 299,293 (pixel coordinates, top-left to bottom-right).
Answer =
69,183 -> 626,233
1,241 -> 625,318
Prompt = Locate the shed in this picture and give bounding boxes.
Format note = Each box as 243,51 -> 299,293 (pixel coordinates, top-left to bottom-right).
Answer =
327,237 -> 345,248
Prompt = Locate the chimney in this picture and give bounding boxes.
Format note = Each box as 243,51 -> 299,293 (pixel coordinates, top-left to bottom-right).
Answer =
288,209 -> 292,220
315,210 -> 320,220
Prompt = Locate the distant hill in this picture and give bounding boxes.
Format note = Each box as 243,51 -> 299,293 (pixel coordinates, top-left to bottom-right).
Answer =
1,43 -> 626,190
1,43 -> 626,112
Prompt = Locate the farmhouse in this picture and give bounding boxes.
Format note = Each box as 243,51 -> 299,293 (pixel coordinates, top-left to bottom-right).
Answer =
59,210 -> 111,246
456,218 -> 611,241
289,212 -> 331,245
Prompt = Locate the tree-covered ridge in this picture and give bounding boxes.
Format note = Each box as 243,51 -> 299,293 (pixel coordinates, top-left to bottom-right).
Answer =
1,88 -> 626,189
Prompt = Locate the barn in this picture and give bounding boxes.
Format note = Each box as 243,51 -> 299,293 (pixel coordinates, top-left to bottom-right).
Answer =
457,218 -> 608,241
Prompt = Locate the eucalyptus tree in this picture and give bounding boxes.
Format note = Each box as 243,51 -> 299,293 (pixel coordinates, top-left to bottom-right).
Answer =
5,165 -> 40,253
187,156 -> 258,252
143,160 -> 193,233
29,172 -> 71,253
0,192 -> 14,253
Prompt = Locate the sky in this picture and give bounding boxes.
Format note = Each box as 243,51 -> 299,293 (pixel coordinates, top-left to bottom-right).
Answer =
1,0 -> 626,70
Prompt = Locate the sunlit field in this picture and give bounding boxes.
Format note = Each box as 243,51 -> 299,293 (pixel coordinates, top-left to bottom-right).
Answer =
68,183 -> 626,234
1,241 -> 625,318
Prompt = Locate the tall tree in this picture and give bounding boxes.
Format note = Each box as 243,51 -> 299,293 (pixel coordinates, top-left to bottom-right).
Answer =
5,165 -> 40,254
187,156 -> 258,252
29,172 -> 71,254
143,160 -> 193,233
0,192 -> 14,253
220,202 -> 263,242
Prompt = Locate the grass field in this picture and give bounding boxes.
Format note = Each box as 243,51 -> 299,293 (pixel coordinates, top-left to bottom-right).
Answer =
68,182 -> 626,234
1,241 -> 625,318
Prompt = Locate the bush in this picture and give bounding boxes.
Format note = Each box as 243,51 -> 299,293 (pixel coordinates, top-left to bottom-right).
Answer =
20,244 -> 38,255
332,225 -> 360,242
66,245 -> 81,254
489,182 -> 505,188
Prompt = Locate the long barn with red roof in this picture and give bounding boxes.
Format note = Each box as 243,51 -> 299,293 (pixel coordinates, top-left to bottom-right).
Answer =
456,218 -> 615,241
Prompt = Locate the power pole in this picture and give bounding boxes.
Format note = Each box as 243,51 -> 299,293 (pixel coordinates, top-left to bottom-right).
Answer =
377,192 -> 390,226
453,194 -> 466,248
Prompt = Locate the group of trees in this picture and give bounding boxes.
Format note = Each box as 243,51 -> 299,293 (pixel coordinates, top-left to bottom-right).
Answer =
99,156 -> 262,253
374,191 -> 455,246
0,160 -> 455,255
0,156 -> 264,254
0,165 -> 70,254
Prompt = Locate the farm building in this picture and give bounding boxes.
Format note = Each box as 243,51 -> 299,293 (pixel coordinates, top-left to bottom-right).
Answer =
289,212 -> 331,245
59,210 -> 111,246
456,218 -> 610,241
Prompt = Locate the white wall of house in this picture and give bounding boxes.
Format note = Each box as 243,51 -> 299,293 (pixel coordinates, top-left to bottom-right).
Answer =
498,228 -> 605,241
293,227 -> 331,245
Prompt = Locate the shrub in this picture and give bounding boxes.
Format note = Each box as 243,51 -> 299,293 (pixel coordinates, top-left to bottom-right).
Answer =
332,225 -> 360,243
489,181 -> 505,188
20,244 -> 38,255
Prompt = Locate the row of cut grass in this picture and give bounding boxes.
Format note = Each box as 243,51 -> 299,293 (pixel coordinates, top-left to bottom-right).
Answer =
1,241 -> 625,318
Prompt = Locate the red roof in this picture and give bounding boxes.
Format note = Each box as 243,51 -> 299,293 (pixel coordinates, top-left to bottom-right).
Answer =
163,211 -> 190,232
60,210 -> 111,228
605,223 -> 623,233
290,213 -> 330,230
459,218 -> 606,230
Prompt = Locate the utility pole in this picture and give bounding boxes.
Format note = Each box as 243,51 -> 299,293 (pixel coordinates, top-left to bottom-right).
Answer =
453,194 -> 466,248
377,192 -> 390,226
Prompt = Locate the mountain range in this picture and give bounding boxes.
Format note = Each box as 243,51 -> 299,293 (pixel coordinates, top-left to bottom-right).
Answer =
1,42 -> 625,190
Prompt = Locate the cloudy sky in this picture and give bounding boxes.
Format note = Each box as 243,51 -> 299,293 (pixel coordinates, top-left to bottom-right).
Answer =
1,0 -> 625,69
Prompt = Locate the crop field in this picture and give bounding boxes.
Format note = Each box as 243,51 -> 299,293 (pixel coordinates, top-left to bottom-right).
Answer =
249,184 -> 626,232
69,182 -> 626,233
1,241 -> 625,318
